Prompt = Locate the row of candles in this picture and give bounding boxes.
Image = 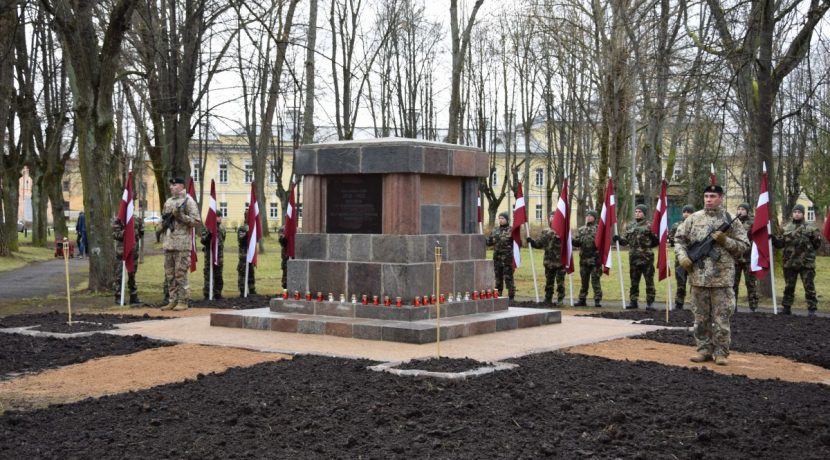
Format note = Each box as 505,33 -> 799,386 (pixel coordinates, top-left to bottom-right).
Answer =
281,289 -> 500,307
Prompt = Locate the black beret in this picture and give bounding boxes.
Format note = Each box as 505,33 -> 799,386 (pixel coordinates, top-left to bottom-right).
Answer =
169,177 -> 186,185
703,184 -> 723,195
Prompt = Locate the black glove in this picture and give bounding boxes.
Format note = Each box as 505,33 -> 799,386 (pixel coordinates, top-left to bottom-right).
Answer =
612,235 -> 620,243
526,237 -> 534,246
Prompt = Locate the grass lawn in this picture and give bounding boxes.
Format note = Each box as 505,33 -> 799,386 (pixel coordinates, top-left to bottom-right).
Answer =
0,232 -> 58,272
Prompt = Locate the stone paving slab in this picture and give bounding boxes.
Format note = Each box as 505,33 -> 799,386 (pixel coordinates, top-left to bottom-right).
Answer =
109,313 -> 667,362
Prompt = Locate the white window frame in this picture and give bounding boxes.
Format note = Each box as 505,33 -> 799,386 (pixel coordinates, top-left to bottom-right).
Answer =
192,162 -> 201,183
269,161 -> 279,184
218,160 -> 228,184
534,168 -> 544,187
244,161 -> 254,184
269,202 -> 279,220
219,202 -> 228,218
535,203 -> 543,222
491,169 -> 498,186
807,206 -> 816,222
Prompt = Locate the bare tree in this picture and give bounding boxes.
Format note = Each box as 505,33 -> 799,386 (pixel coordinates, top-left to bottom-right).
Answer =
0,0 -> 21,256
447,0 -> 484,144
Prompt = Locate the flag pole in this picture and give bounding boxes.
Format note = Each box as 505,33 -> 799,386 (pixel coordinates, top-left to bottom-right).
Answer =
663,176 -> 672,322
763,162 -> 778,314
121,158 -> 133,307
244,263 -> 250,298
209,249 -> 214,301
524,220 -> 540,302
609,170 -> 626,309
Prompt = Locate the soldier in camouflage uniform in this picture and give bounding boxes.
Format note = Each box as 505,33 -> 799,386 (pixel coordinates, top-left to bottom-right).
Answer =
237,210 -> 257,296
527,212 -> 565,305
278,226 -> 289,290
615,204 -> 659,310
112,218 -> 144,304
669,205 -> 694,310
733,203 -> 759,311
486,212 -> 516,300
676,185 -> 749,365
572,210 -> 602,307
201,214 -> 226,300
161,178 -> 201,311
772,204 -> 823,316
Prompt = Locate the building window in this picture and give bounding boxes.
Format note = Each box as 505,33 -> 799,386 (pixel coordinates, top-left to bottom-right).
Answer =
491,169 -> 498,186
218,161 -> 228,184
296,203 -> 303,218
269,202 -> 279,219
219,202 -> 228,218
244,162 -> 254,183
807,206 -> 816,222
192,163 -> 201,182
62,180 -> 70,192
63,200 -> 70,210
535,168 -> 544,187
269,161 -> 279,184
535,203 -> 543,222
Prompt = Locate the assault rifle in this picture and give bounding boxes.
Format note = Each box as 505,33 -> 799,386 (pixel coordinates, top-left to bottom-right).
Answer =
676,214 -> 739,278
161,197 -> 189,233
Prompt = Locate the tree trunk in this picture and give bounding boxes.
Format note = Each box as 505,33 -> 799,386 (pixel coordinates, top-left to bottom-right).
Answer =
447,0 -> 484,144
30,167 -> 48,247
302,0 -> 318,144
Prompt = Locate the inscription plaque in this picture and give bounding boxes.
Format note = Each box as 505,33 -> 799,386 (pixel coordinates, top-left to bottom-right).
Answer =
326,175 -> 383,233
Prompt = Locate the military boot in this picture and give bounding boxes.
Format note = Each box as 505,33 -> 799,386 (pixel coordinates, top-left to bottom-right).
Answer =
594,301 -> 602,308
543,296 -> 553,305
129,295 -> 142,305
781,307 -> 792,315
714,355 -> 728,366
645,303 -> 655,311
574,298 -> 587,307
808,309 -> 817,317
625,300 -> 639,310
172,302 -> 189,311
673,302 -> 684,311
161,301 -> 177,311
689,353 -> 711,363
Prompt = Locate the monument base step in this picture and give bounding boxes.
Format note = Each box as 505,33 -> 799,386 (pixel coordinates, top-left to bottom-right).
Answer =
211,306 -> 561,344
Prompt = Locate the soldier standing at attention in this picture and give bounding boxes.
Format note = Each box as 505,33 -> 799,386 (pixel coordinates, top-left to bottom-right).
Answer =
676,185 -> 749,365
733,203 -> 759,311
669,205 -> 694,310
615,204 -> 659,310
113,217 -> 144,305
278,226 -> 289,290
201,214 -> 226,300
572,210 -> 602,307
160,177 -> 201,311
527,212 -> 565,305
486,212 -> 516,300
772,204 -> 822,316
238,210 -> 257,296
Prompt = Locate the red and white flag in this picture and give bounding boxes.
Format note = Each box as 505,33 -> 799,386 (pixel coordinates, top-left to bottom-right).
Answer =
116,172 -> 136,273
651,179 -> 670,280
205,179 -> 219,266
596,175 -> 617,274
710,163 -> 716,185
750,165 -> 771,279
187,178 -> 198,272
246,182 -> 262,266
284,182 -> 297,258
823,206 -> 830,243
511,182 -> 527,269
551,177 -> 574,274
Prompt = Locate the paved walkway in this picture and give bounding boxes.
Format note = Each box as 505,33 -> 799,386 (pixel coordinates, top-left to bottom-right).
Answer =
0,258 -> 87,300
111,312 -> 667,363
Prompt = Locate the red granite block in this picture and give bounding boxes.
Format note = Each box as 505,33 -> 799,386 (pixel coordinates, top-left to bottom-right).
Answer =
467,320 -> 497,335
326,322 -> 353,337
270,318 -> 298,333
210,314 -> 243,328
451,149 -> 476,176
421,176 -> 461,205
440,206 -> 461,233
383,174 -> 420,234
518,314 -> 543,328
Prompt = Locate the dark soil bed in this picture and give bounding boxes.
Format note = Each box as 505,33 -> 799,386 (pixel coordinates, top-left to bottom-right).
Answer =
0,334 -> 172,377
0,311 -> 168,333
395,357 -> 484,373
182,294 -> 273,310
2,353 -> 829,458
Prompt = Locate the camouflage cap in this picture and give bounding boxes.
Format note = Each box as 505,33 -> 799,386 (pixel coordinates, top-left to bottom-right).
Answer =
586,210 -> 599,219
634,204 -> 648,215
498,211 -> 510,221
737,203 -> 751,211
682,205 -> 695,213
793,204 -> 806,213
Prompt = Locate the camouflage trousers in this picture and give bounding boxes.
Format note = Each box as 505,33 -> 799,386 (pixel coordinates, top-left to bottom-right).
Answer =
544,266 -> 566,302
281,255 -> 288,289
113,258 -> 137,300
237,259 -> 256,295
203,259 -> 224,299
629,261 -> 655,304
674,262 -> 688,306
164,250 -> 191,304
494,258 -> 515,298
782,267 -> 817,311
690,286 -> 734,357
733,262 -> 758,308
578,264 -> 602,302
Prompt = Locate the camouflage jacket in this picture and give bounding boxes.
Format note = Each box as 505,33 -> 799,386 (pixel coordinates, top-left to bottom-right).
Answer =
161,191 -> 200,251
238,223 -> 251,259
733,216 -> 754,264
619,219 -> 658,264
201,223 -> 226,262
668,220 -> 684,247
572,223 -> 599,266
279,234 -> 289,259
529,229 -> 563,269
773,220 -> 822,269
674,206 -> 749,287
113,220 -> 144,259
486,224 -> 514,264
